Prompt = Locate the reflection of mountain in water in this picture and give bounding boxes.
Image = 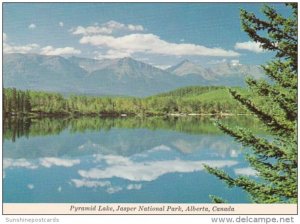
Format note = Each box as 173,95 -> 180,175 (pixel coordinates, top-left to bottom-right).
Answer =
3,116 -> 261,159
3,116 -> 255,203
3,141 -> 249,203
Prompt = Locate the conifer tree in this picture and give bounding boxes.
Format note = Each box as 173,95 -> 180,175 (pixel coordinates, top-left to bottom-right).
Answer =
24,91 -> 32,113
205,3 -> 297,203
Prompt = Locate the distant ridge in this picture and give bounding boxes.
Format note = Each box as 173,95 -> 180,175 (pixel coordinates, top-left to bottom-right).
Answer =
3,53 -> 265,97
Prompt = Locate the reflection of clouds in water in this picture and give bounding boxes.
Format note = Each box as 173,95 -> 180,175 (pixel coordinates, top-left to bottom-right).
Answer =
127,184 -> 142,190
93,154 -> 132,165
4,158 -> 38,170
3,157 -> 81,171
72,146 -> 237,194
210,149 -> 241,158
234,167 -> 257,176
106,186 -> 122,194
78,141 -> 105,151
230,149 -> 240,158
58,186 -> 62,192
27,184 -> 34,190
148,145 -> 171,152
71,179 -> 111,188
71,179 -> 143,193
78,156 -> 238,182
39,157 -> 80,168
70,179 -> 126,194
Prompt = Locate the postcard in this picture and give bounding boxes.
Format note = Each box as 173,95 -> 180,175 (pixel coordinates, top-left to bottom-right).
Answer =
1,1 -> 298,222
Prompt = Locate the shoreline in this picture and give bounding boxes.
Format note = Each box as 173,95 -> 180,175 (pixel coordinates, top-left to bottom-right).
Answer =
4,111 -> 252,119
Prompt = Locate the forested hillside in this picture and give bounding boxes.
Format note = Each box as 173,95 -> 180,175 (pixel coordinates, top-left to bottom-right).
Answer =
3,86 -> 248,117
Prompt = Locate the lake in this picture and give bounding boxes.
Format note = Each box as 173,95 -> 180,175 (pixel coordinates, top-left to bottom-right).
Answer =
3,116 -> 259,203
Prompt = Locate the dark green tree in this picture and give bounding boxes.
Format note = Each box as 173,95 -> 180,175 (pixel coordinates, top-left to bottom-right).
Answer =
12,88 -> 17,114
24,91 -> 32,113
205,3 -> 297,203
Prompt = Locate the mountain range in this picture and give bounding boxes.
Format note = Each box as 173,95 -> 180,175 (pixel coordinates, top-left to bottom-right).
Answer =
3,53 -> 265,97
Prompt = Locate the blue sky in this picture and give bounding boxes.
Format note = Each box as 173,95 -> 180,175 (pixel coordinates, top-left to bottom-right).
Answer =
3,3 -> 290,68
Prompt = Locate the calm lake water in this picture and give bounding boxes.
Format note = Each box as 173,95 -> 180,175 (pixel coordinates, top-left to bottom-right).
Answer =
3,116 -> 259,203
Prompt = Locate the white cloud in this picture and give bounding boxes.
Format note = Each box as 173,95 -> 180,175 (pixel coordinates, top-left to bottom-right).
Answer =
78,158 -> 238,182
40,46 -> 81,56
28,23 -> 36,29
3,33 -> 7,42
27,184 -> 35,190
127,184 -> 142,190
4,43 -> 80,56
80,33 -> 239,58
71,20 -> 144,36
234,167 -> 257,176
59,22 -> 64,27
3,43 -> 39,54
3,36 -> 80,56
94,49 -> 132,59
208,58 -> 227,65
127,24 -> 144,31
72,25 -> 112,35
105,20 -> 126,30
39,157 -> 80,168
58,186 -> 62,192
234,41 -> 265,53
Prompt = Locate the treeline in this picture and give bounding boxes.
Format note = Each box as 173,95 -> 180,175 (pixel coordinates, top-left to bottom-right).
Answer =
154,86 -> 225,97
3,87 -> 247,117
3,88 -> 32,115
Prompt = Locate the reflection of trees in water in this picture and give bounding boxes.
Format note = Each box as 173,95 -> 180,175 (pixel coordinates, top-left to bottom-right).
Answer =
3,115 -> 265,142
3,116 -> 261,160
3,116 -> 32,142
